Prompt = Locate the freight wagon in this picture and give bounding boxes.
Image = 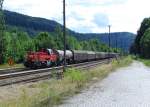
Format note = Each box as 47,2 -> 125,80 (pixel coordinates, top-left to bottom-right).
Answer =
24,49 -> 119,68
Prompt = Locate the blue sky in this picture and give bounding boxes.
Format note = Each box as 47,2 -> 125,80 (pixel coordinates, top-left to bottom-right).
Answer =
3,0 -> 150,33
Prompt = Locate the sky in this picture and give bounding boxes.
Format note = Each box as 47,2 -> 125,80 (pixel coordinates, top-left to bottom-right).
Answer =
3,0 -> 150,34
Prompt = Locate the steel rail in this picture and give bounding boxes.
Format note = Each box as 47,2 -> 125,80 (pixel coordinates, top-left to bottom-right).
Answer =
0,58 -> 114,86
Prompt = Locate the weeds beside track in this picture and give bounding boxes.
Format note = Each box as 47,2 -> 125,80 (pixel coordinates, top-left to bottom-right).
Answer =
0,56 -> 133,107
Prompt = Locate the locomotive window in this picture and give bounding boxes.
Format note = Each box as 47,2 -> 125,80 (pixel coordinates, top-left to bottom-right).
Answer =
47,50 -> 50,55
47,49 -> 53,55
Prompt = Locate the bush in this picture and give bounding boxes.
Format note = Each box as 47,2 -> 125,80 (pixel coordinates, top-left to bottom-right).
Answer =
65,68 -> 86,88
140,28 -> 150,58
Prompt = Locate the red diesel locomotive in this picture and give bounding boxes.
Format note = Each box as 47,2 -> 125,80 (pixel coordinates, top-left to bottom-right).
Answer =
24,49 -> 58,68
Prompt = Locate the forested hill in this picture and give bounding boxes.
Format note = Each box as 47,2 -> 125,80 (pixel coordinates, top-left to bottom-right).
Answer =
73,32 -> 135,52
4,10 -> 135,52
4,10 -> 61,35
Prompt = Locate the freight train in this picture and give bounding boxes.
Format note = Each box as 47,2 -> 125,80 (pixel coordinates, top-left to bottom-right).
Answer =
24,49 -> 119,68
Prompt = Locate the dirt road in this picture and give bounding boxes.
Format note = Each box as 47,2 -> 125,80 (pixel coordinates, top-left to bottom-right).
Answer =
58,61 -> 150,107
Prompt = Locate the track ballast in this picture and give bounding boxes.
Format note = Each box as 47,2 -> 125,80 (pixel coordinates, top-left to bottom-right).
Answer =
0,58 -> 115,86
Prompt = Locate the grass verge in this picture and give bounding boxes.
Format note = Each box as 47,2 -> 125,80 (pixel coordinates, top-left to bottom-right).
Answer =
130,55 -> 150,67
137,58 -> 150,67
0,64 -> 24,69
0,56 -> 133,107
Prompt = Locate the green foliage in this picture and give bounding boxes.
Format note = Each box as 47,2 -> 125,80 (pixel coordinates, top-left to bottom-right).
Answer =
67,36 -> 82,50
0,9 -> 5,63
53,26 -> 64,49
1,25 -> 118,64
140,28 -> 150,58
65,69 -> 84,82
4,31 -> 35,63
34,32 -> 55,50
131,17 -> 150,58
112,55 -> 133,67
132,18 -> 150,55
138,58 -> 150,67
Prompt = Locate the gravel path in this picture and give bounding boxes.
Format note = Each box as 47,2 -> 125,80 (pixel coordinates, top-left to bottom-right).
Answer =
58,61 -> 150,107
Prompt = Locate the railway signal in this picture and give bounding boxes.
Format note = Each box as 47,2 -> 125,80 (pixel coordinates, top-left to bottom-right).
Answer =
8,57 -> 14,66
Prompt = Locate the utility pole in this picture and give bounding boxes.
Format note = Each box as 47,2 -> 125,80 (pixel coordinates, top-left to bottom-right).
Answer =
63,0 -> 66,72
108,25 -> 111,48
0,0 -> 4,8
121,38 -> 124,56
0,0 -> 5,64
116,35 -> 117,52
108,25 -> 111,59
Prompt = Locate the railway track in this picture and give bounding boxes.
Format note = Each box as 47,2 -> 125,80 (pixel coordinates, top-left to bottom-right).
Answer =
0,67 -> 29,74
0,58 -> 113,87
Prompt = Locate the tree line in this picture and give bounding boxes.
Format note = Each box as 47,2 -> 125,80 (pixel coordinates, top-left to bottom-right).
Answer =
130,18 -> 150,58
0,26 -> 119,64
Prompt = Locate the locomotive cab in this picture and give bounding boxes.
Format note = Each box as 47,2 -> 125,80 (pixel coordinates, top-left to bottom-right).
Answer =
24,49 -> 58,68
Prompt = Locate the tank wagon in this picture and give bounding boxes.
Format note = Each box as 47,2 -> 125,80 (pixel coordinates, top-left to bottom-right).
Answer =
24,49 -> 119,68
56,50 -> 73,65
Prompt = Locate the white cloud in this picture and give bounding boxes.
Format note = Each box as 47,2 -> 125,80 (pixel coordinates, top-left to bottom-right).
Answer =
4,0 -> 62,20
3,0 -> 150,33
68,0 -> 126,6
